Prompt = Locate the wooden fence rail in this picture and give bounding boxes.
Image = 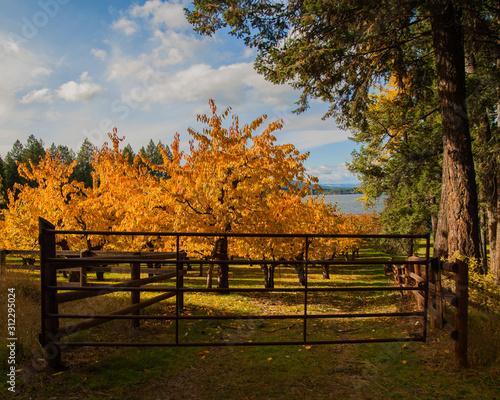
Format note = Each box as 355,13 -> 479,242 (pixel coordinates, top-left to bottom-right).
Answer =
388,256 -> 468,368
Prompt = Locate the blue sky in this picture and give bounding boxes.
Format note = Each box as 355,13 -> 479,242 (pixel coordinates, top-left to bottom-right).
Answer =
0,0 -> 360,185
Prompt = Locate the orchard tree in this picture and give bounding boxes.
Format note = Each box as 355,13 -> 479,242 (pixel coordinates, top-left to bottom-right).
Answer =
141,99 -> 319,288
186,0 -> 485,262
1,152 -> 80,250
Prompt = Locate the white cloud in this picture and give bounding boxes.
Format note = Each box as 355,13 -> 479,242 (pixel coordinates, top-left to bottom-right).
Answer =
106,30 -> 206,82
130,0 -> 190,31
307,164 -> 359,185
91,48 -> 107,60
118,62 -> 297,110
56,72 -> 107,103
32,67 -> 52,78
107,55 -> 150,82
20,88 -> 53,104
112,18 -> 139,35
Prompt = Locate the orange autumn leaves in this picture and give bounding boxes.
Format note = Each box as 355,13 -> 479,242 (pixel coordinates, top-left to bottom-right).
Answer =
0,100 -> 378,257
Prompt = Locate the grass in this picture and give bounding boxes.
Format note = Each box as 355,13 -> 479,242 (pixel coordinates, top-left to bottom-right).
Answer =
1,243 -> 499,399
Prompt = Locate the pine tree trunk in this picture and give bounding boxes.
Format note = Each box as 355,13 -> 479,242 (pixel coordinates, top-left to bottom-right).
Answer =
434,155 -> 449,258
491,62 -> 500,281
491,51 -> 500,281
430,1 -> 480,260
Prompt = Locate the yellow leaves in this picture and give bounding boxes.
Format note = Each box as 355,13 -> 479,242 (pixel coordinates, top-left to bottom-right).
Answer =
2,101 -> 338,255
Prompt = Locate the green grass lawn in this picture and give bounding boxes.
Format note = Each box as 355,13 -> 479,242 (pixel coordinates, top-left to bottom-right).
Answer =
1,244 -> 499,399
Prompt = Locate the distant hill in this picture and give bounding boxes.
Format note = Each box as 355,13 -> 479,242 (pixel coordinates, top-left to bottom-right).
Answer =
313,185 -> 360,195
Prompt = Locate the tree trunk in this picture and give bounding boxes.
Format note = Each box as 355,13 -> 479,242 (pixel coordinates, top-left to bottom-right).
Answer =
434,155 -> 449,258
293,263 -> 306,286
206,264 -> 213,289
479,213 -> 488,274
322,263 -> 330,279
261,264 -> 275,288
212,237 -> 229,289
430,1 -> 480,260
491,51 -> 500,281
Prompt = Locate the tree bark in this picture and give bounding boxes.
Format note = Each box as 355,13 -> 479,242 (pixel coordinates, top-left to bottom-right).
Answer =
261,263 -> 276,288
430,1 -> 480,260
213,237 -> 229,289
322,263 -> 330,279
206,264 -> 213,289
293,263 -> 306,286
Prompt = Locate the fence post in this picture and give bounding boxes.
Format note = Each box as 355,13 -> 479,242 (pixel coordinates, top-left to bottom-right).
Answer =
434,260 -> 444,329
177,256 -> 184,311
0,248 -> 6,276
455,260 -> 468,368
39,218 -> 62,369
78,250 -> 89,287
131,259 -> 141,329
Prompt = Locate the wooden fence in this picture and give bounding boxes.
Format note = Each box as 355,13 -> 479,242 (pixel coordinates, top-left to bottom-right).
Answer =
387,256 -> 468,368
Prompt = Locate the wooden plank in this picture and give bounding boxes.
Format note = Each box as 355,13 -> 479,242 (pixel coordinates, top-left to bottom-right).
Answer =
408,272 -> 425,283
56,270 -> 186,303
82,266 -> 177,274
56,292 -> 176,338
407,256 -> 427,263
428,304 -> 440,318
444,321 -> 458,340
444,293 -> 459,307
49,257 -> 183,267
410,290 -> 425,308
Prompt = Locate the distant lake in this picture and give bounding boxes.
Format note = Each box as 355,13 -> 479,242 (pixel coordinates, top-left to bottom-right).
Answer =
323,194 -> 385,215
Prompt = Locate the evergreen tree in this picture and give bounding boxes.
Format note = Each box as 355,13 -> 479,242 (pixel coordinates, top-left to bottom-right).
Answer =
122,144 -> 136,165
49,144 -> 75,165
186,0 -> 488,261
5,140 -> 25,192
4,135 -> 46,196
73,139 -> 95,188
140,139 -> 172,179
24,135 -> 46,164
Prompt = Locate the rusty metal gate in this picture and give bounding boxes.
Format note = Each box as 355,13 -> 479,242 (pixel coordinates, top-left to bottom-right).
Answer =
38,218 -> 430,368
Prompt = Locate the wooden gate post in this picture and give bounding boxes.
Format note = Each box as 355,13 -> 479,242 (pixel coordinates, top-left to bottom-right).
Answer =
177,258 -> 184,311
39,218 -> 62,369
131,260 -> 141,329
455,260 -> 468,368
0,248 -> 6,276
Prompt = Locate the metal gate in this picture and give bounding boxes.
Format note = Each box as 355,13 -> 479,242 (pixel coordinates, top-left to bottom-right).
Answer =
39,218 -> 430,368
